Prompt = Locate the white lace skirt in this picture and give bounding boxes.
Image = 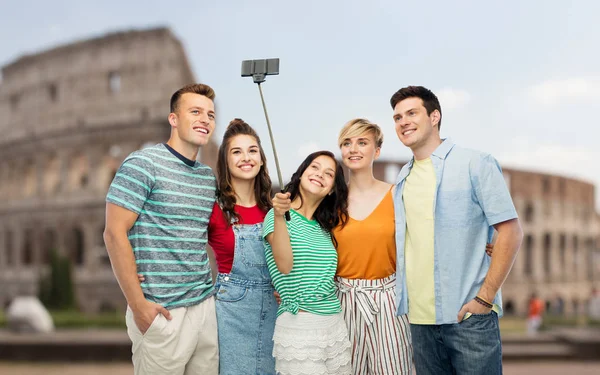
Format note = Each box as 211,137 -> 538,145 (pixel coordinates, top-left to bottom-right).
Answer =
272,311 -> 352,375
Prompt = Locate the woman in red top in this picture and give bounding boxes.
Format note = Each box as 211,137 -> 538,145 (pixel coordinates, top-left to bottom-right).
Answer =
208,118 -> 277,374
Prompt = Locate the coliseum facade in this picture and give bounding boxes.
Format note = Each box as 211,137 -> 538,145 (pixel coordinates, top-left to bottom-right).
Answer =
502,168 -> 599,316
373,161 -> 600,316
1,27 -> 598,317
0,28 -> 218,312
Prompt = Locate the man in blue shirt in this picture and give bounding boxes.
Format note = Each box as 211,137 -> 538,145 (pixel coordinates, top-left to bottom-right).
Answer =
391,86 -> 523,375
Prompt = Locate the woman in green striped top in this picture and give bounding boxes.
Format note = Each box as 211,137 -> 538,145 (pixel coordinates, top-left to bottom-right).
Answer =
263,150 -> 352,375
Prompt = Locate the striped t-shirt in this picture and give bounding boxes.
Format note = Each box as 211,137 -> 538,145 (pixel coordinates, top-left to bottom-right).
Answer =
106,143 -> 216,309
263,208 -> 341,316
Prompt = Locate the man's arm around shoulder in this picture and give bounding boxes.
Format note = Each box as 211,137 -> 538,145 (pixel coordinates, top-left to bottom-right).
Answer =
103,203 -> 172,333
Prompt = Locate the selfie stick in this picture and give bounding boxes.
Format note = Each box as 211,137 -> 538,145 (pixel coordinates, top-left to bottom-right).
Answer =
241,58 -> 290,221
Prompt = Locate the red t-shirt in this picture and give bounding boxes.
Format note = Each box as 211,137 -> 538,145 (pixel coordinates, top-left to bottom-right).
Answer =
208,202 -> 267,274
528,298 -> 544,318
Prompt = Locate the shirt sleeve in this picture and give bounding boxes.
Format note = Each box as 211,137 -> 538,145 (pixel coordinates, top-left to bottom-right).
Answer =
106,154 -> 156,215
262,208 -> 276,239
472,154 -> 518,226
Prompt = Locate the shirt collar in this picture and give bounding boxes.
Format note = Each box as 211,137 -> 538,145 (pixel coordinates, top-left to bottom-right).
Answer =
431,138 -> 455,160
395,138 -> 455,185
162,143 -> 196,167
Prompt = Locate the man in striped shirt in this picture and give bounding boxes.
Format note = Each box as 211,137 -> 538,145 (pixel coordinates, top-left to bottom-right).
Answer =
104,83 -> 219,375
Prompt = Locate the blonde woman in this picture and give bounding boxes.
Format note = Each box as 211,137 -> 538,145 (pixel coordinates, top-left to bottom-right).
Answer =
333,119 -> 413,375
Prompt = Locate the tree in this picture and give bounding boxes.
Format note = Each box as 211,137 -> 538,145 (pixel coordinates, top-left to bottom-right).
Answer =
38,249 -> 76,310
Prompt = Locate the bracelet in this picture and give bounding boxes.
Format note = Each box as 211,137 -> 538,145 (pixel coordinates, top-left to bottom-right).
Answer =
476,295 -> 494,306
474,296 -> 493,309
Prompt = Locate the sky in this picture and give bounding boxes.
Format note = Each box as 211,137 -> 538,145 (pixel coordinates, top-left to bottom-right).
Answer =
1,0 -> 598,205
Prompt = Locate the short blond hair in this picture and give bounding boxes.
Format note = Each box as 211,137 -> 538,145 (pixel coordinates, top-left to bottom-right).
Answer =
338,118 -> 384,148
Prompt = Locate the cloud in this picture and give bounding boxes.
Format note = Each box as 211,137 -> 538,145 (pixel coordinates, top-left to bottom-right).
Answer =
527,77 -> 600,106
498,139 -> 595,174
436,88 -> 471,110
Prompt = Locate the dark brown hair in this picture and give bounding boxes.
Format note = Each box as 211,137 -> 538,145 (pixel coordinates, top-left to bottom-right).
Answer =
170,83 -> 215,113
390,85 -> 443,130
216,118 -> 272,224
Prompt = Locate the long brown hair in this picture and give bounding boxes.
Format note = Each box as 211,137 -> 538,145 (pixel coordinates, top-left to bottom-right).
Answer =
216,118 -> 272,224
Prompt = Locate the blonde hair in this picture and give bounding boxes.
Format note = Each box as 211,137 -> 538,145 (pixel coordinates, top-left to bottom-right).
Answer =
338,118 -> 384,148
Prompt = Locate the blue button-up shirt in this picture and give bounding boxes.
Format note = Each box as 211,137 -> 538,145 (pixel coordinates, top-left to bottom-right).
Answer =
393,139 -> 518,324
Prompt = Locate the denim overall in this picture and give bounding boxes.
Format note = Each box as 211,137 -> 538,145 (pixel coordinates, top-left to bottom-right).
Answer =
215,222 -> 278,375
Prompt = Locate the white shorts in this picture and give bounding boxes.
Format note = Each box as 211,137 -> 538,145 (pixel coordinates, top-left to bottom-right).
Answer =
125,297 -> 218,375
272,311 -> 352,375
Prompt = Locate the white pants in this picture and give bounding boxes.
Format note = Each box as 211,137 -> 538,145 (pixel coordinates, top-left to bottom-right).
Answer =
125,297 -> 219,375
336,274 -> 413,375
527,316 -> 542,336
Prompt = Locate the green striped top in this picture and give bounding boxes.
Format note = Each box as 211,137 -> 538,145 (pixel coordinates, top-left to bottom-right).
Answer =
106,144 -> 216,309
263,208 -> 341,316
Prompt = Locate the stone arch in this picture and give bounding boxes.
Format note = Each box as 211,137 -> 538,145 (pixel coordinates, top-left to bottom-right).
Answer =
68,152 -> 89,191
22,228 -> 34,265
524,234 -> 534,276
4,229 -> 14,266
98,151 -> 121,190
587,238 -> 595,281
573,235 -> 580,274
0,163 -> 8,199
23,158 -> 36,197
552,295 -> 566,315
43,153 -> 60,195
572,299 -> 580,315
108,71 -> 121,93
4,161 -> 16,199
542,177 -> 551,193
543,233 -> 552,277
48,82 -> 58,102
42,228 -> 57,265
140,107 -> 149,122
504,300 -> 515,315
524,202 -> 534,223
67,227 -> 85,266
559,234 -> 567,276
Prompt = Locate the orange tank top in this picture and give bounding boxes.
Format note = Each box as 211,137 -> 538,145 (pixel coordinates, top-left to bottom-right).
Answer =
333,189 -> 396,279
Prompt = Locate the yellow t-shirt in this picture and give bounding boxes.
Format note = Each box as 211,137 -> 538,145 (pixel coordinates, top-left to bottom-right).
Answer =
403,157 -> 436,324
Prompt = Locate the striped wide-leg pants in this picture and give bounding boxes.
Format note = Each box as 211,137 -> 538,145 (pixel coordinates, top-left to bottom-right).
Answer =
335,274 -> 413,375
